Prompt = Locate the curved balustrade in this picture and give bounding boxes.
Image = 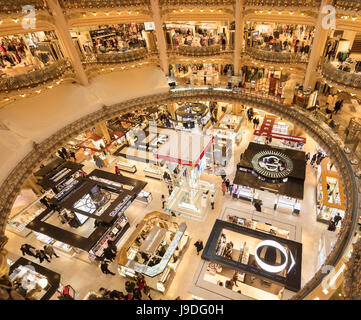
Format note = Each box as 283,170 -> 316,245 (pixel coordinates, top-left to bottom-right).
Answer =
59,0 -> 149,9
246,47 -> 308,64
245,0 -> 321,7
321,63 -> 361,89
333,0 -> 361,11
0,0 -> 46,14
173,45 -> 229,57
160,0 -> 234,5
96,47 -> 149,64
0,60 -> 71,92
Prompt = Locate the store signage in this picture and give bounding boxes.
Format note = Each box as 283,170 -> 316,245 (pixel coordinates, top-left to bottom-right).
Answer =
255,240 -> 295,274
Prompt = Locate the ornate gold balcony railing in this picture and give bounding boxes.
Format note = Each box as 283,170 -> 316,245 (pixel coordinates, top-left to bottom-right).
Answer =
0,0 -> 47,14
59,0 -> 150,9
246,46 -> 309,64
159,0 -> 234,5
321,62 -> 361,89
0,59 -> 71,92
170,45 -> 234,57
245,0 -> 321,7
94,47 -> 149,63
333,0 -> 361,11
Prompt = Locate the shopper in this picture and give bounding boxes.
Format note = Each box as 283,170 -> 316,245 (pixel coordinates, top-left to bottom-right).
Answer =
210,194 -> 215,210
225,279 -> 234,290
221,181 -> 227,196
161,194 -> 166,209
253,199 -> 262,212
334,213 -> 342,226
57,149 -> 65,160
310,153 -> 317,167
133,287 -> 142,300
229,183 -> 233,196
115,166 -> 121,175
194,240 -> 204,255
100,260 -> 115,275
225,179 -> 230,192
143,285 -> 153,300
70,151 -> 76,162
103,240 -> 117,261
305,152 -> 310,164
61,147 -> 69,159
20,244 -> 36,258
327,220 -> 336,232
232,272 -> 239,287
43,244 -> 59,259
136,274 -> 146,291
125,281 -> 136,294
35,249 -> 50,263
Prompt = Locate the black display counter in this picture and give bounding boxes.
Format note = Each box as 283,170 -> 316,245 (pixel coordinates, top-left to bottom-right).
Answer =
27,169 -> 147,253
202,219 -> 302,292
9,257 -> 61,300
37,161 -> 84,192
233,142 -> 306,199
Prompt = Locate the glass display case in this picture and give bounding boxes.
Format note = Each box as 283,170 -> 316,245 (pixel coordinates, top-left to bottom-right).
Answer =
144,163 -> 163,180
7,191 -> 54,237
89,215 -> 129,261
117,158 -> 137,173
34,232 -> 75,255
135,190 -> 152,205
316,160 -> 345,224
232,185 -> 254,201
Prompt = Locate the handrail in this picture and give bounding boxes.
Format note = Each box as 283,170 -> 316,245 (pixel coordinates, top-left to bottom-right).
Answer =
170,45 -> 233,57
245,46 -> 309,64
0,87 -> 358,300
95,47 -> 149,64
245,0 -> 321,6
321,62 -> 361,90
0,0 -> 47,14
0,59 -> 71,92
58,0 -> 150,9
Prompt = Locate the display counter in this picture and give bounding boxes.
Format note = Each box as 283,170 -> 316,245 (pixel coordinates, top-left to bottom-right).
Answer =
227,214 -> 290,239
89,215 -> 129,261
135,190 -> 153,205
9,257 -> 61,300
118,211 -> 189,294
144,164 -> 163,180
7,191 -> 53,237
117,158 -> 137,173
34,232 -> 77,256
316,159 -> 345,224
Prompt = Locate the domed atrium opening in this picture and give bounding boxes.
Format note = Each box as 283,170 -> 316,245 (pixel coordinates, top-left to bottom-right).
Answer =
0,0 -> 360,308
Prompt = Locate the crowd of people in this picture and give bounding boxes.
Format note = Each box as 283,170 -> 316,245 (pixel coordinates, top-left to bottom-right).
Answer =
20,243 -> 59,264
88,273 -> 151,300
305,150 -> 326,168
171,29 -> 227,49
94,31 -> 146,54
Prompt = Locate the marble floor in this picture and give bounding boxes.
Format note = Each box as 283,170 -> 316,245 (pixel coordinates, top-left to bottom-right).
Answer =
3,113 -> 334,300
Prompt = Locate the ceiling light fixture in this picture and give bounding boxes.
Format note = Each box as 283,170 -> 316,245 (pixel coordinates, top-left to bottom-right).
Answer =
117,11 -> 121,15
289,11 -> 294,15
278,11 -> 282,15
268,11 -> 271,14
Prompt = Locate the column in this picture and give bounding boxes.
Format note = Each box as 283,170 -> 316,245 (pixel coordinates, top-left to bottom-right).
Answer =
168,103 -> 176,119
303,0 -> 332,90
150,0 -> 169,75
234,0 -> 244,76
95,121 -> 111,144
24,176 -> 43,196
46,0 -> 88,86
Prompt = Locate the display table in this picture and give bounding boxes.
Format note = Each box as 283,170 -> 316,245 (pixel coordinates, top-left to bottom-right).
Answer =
117,158 -> 137,173
316,159 -> 345,224
144,164 -> 163,180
